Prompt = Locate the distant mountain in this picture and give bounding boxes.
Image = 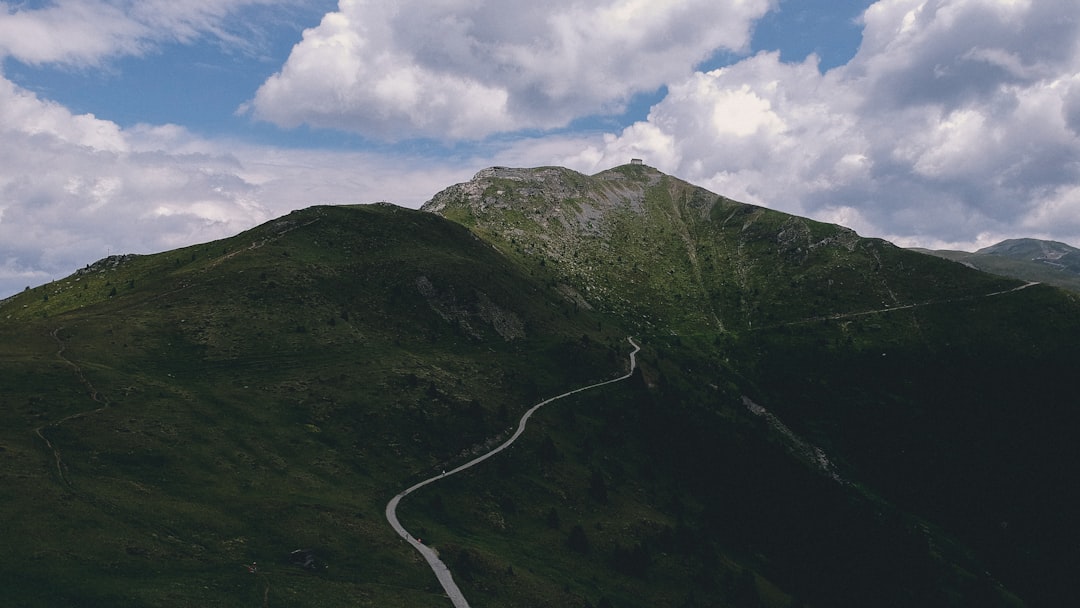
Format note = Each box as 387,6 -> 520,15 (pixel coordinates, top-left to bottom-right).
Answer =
912,237 -> 1080,292
4,164 -> 1079,607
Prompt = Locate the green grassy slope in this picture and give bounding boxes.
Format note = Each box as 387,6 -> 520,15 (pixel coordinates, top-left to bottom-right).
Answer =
425,164 -> 1019,334
0,204 -> 629,607
425,164 -> 1080,607
4,166 -> 1079,607
913,238 -> 1080,293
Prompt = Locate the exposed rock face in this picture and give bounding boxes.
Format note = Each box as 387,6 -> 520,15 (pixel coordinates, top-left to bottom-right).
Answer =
422,163 -> 909,332
75,254 -> 142,276
422,164 -> 713,327
424,166 -> 592,219
415,275 -> 525,341
419,164 -> 1002,334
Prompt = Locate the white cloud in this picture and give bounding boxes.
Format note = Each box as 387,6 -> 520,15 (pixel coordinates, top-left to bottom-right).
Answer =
573,0 -> 1080,249
0,83 -> 266,295
0,2 -> 489,298
0,72 -> 472,298
0,75 -> 127,150
8,0 -> 1080,298
0,0 -> 288,66
248,0 -> 775,139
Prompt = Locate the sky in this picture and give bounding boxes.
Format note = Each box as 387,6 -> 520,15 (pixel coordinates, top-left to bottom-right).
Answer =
2,0 -> 1080,298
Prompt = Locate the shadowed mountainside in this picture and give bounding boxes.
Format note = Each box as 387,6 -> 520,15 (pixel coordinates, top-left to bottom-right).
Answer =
3,166 -> 1079,607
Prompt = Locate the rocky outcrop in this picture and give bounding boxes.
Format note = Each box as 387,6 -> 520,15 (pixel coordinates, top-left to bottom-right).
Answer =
415,275 -> 525,341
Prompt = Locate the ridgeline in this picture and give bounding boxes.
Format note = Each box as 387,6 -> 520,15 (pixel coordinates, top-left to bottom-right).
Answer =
3,165 -> 1078,607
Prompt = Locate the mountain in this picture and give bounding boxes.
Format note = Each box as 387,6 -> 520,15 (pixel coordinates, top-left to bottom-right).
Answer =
3,164 -> 1079,607
425,164 -> 1016,332
0,204 -> 625,607
913,237 -> 1080,292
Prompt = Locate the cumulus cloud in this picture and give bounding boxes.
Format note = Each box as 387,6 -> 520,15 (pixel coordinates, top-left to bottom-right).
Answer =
0,0 -> 472,298
7,0 -> 1080,297
0,75 -> 262,294
568,0 -> 1080,249
0,73 -> 471,298
247,0 -> 775,139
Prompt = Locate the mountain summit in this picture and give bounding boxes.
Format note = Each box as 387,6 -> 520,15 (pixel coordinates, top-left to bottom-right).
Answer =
425,164 -> 1016,331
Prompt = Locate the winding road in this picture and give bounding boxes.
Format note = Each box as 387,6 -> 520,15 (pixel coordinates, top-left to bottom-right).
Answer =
385,337 -> 641,608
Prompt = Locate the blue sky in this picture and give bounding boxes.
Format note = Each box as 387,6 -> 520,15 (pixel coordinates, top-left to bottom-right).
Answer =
2,0 -> 1080,298
8,0 -> 870,143
4,1 -> 337,144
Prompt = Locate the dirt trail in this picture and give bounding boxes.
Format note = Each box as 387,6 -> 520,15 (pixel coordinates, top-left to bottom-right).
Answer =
35,327 -> 111,487
762,281 -> 1041,330
385,337 -> 641,608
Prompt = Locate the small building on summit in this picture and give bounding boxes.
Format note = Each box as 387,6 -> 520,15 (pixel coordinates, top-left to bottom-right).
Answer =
630,158 -> 643,165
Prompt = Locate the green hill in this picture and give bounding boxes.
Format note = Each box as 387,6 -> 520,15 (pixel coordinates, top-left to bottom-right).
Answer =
0,204 -> 625,607
912,237 -> 1080,293
3,166 -> 1079,607
425,164 -> 1019,332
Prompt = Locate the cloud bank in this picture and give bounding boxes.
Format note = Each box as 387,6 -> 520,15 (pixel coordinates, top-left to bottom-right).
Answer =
5,0 -> 1080,298
0,72 -> 471,297
0,0 -> 473,297
247,0 -> 775,139
565,0 -> 1080,248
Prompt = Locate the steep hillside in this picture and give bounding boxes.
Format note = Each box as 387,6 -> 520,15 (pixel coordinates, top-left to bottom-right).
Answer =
426,164 -> 1080,607
4,167 -> 1079,607
0,204 -> 630,607
425,164 -> 1018,333
914,238 -> 1080,292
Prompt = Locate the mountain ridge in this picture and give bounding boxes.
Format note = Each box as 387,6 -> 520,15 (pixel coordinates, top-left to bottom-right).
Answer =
3,165 -> 1078,606
913,236 -> 1080,293
424,163 -> 1021,332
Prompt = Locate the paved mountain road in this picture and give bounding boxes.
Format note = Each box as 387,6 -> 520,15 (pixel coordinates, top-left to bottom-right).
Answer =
385,337 -> 641,608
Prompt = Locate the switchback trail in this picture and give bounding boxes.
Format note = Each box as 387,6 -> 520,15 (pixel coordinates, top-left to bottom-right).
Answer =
385,337 -> 641,608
